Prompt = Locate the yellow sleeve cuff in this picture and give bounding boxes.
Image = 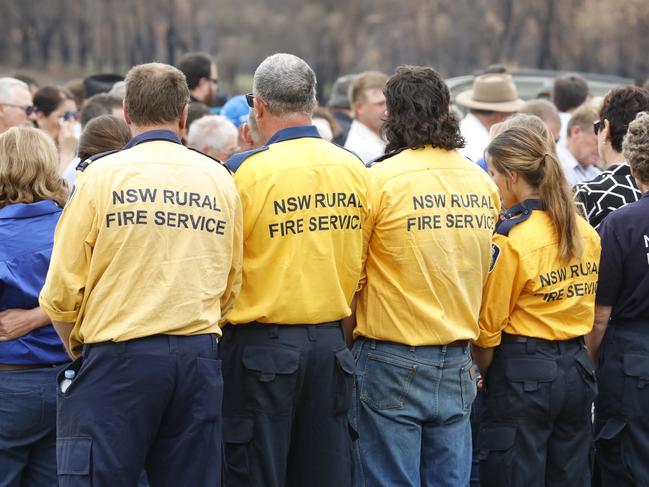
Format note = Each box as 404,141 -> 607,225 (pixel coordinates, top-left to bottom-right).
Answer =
38,296 -> 79,324
473,328 -> 502,348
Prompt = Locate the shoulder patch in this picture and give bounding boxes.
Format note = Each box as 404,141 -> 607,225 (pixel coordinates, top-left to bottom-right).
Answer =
367,147 -> 406,167
76,149 -> 120,172
489,243 -> 501,273
226,146 -> 269,173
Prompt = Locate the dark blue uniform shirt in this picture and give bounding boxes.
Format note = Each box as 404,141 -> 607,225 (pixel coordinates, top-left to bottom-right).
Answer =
0,200 -> 69,365
596,192 -> 649,319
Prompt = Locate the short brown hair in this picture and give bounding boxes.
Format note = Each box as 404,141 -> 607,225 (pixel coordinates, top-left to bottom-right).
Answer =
0,127 -> 69,208
125,63 -> 189,126
623,111 -> 649,185
78,115 -> 131,162
350,71 -> 388,105
553,74 -> 589,112
520,99 -> 560,128
599,86 -> 649,153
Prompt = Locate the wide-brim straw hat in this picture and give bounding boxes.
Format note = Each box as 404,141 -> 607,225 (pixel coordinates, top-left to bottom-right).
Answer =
456,73 -> 525,112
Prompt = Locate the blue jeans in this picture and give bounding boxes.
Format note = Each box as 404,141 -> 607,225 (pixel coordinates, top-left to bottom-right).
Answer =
351,338 -> 476,487
0,363 -> 68,487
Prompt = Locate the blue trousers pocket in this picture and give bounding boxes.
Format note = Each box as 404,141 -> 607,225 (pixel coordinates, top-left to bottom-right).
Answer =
57,437 -> 92,485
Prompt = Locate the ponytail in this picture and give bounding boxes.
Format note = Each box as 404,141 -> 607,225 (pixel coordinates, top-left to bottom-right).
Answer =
538,152 -> 583,261
486,121 -> 583,262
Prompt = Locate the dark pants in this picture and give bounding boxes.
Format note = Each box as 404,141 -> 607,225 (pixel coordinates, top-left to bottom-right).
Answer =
56,334 -> 222,487
478,336 -> 597,487
595,319 -> 649,486
0,364 -> 68,487
220,322 -> 355,487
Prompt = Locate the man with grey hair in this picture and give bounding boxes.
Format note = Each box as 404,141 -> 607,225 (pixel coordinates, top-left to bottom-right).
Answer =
0,77 -> 37,133
222,53 -> 370,487
187,114 -> 239,162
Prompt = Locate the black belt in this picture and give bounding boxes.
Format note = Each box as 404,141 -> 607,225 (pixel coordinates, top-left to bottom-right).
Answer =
501,333 -> 583,345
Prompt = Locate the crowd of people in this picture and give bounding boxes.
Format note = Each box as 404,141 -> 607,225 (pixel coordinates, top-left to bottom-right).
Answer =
1,51 -> 649,487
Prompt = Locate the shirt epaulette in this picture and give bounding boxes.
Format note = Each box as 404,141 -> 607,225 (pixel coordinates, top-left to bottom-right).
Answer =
226,146 -> 269,173
495,199 -> 543,236
367,148 -> 406,167
76,149 -> 120,172
187,147 -> 232,174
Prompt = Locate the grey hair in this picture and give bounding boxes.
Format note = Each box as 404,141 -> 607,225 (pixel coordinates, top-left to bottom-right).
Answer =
623,111 -> 649,185
0,78 -> 29,104
187,115 -> 238,152
252,53 -> 316,115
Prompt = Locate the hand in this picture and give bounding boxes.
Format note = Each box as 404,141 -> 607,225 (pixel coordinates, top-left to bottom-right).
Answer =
0,308 -> 50,341
476,376 -> 485,392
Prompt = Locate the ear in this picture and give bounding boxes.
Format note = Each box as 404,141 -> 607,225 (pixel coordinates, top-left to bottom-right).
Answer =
254,99 -> 265,121
570,125 -> 582,138
123,100 -> 132,125
179,103 -> 189,131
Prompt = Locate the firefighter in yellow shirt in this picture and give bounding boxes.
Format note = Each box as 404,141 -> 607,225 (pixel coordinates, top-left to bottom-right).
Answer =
348,66 -> 500,487
473,121 -> 601,486
221,54 -> 370,487
39,63 -> 242,487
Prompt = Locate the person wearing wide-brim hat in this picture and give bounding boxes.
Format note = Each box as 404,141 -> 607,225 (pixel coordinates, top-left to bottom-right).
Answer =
456,73 -> 525,163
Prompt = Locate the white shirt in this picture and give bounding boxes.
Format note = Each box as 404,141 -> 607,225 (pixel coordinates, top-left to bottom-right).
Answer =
63,156 -> 80,188
459,113 -> 489,162
344,120 -> 386,164
558,111 -> 572,147
557,144 -> 601,187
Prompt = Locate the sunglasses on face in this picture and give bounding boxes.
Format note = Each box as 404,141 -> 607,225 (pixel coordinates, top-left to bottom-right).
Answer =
593,119 -> 604,135
245,93 -> 255,108
62,111 -> 79,121
2,103 -> 36,115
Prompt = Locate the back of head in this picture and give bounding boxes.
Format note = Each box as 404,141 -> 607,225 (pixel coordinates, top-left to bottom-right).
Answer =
177,52 -> 213,91
83,73 -> 124,98
80,94 -> 123,127
490,113 -> 556,152
553,74 -> 589,112
187,114 -> 237,152
487,125 -> 581,261
566,104 -> 599,136
382,65 -> 463,153
253,53 -> 316,116
600,85 -> 649,153
78,115 -> 131,162
33,85 -> 74,117
0,77 -> 29,104
187,102 -> 211,129
328,74 -> 355,109
0,126 -> 68,208
349,71 -> 388,106
519,99 -> 561,137
125,63 -> 190,126
623,111 -> 649,185
221,95 -> 250,128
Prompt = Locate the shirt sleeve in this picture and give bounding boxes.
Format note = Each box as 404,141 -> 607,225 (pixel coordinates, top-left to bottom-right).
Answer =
220,188 -> 243,324
357,168 -> 376,292
595,215 -> 623,306
475,235 -> 527,348
39,176 -> 97,323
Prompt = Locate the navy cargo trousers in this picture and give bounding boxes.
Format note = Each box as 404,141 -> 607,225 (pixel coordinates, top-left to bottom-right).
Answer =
220,322 -> 356,487
56,334 -> 223,487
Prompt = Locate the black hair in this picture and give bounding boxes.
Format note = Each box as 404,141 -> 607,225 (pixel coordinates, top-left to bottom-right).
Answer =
600,86 -> 649,153
177,52 -> 213,90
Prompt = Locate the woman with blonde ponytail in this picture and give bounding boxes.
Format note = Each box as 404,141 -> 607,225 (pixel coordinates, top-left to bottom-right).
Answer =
471,119 -> 601,486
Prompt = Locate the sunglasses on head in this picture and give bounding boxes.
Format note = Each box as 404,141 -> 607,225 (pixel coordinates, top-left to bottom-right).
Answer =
593,119 -> 604,135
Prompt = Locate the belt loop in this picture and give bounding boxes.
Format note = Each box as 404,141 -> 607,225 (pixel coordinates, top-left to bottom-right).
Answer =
526,339 -> 536,355
370,340 -> 377,350
269,326 -> 279,339
409,345 -> 416,353
307,326 -> 316,342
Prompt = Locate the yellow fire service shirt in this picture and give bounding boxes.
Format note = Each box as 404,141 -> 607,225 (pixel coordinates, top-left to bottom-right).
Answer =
226,126 -> 370,325
476,209 -> 601,348
40,130 -> 243,355
354,146 -> 501,346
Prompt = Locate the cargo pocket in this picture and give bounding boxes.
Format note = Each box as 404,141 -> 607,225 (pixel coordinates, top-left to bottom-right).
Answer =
574,350 -> 598,406
193,357 -> 223,422
594,418 -> 632,479
57,437 -> 92,486
242,346 -> 300,414
223,417 -> 253,486
334,348 -> 356,414
505,357 -> 557,416
360,352 -> 416,410
478,425 -> 516,487
622,354 -> 649,416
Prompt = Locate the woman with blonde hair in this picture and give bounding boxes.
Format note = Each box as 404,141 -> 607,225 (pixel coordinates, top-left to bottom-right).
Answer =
472,121 -> 601,486
589,111 -> 649,485
0,127 -> 70,486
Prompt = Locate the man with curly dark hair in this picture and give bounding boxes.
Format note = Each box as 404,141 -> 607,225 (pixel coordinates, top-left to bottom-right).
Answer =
573,85 -> 649,228
347,65 -> 501,487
